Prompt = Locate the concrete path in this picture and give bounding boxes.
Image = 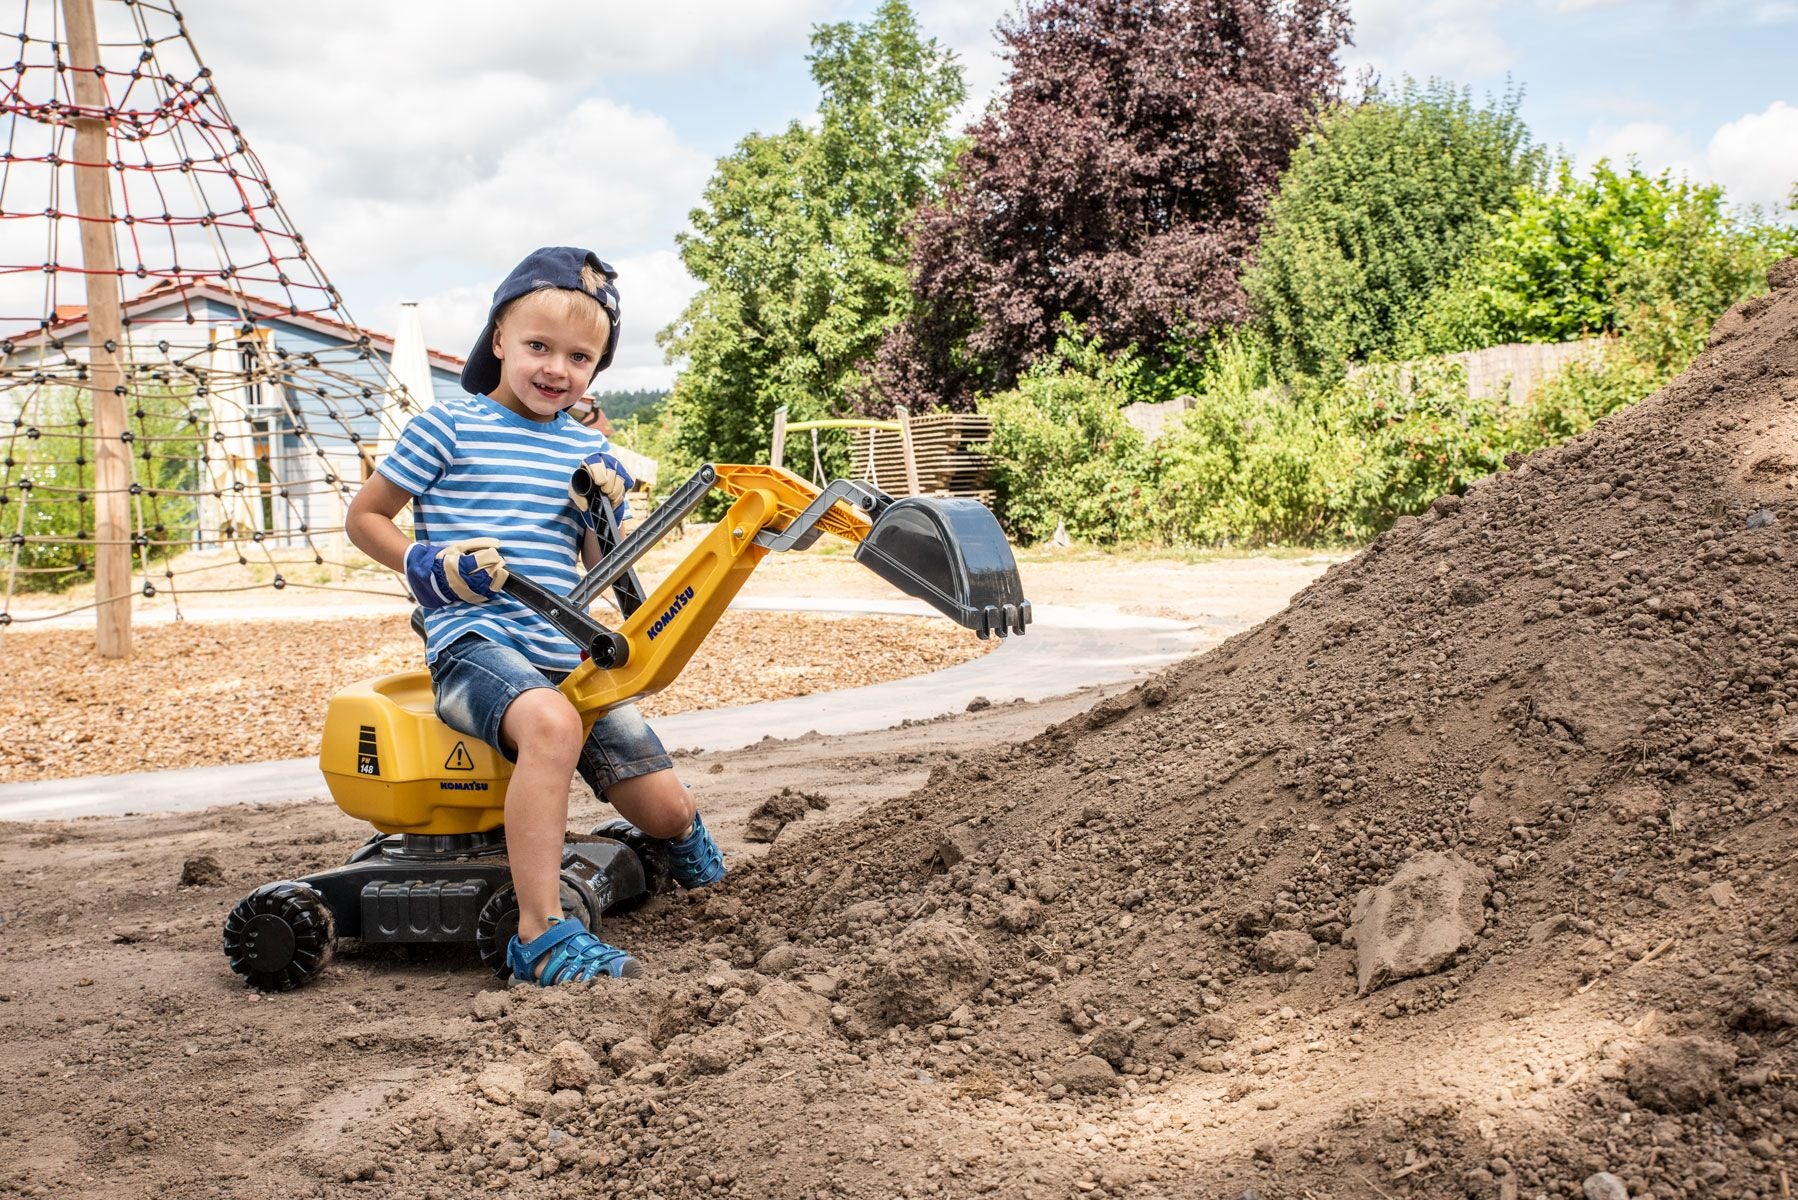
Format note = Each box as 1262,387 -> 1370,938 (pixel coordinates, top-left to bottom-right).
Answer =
0,599 -> 1212,822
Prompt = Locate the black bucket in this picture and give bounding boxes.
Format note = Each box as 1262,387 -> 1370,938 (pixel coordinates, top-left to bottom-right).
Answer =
854,498 -> 1031,638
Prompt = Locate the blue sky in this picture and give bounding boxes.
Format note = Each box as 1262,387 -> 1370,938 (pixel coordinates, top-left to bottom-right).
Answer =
144,2 -> 1798,390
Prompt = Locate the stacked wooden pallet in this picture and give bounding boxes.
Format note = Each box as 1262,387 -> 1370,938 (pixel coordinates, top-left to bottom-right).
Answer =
847,412 -> 995,501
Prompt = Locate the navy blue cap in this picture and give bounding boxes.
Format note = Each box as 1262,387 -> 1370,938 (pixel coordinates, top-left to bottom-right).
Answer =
460,246 -> 621,396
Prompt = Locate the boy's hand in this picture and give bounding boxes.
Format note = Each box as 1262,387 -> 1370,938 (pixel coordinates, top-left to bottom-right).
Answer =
405,538 -> 508,608
570,452 -> 634,527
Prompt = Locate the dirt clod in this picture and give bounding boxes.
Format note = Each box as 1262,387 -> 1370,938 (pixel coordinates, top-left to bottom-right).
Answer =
548,1039 -> 600,1090
1349,850 -> 1489,994
1729,987 -> 1798,1032
870,917 -> 991,1025
1053,1054 -> 1119,1094
742,786 -> 828,843
1252,929 -> 1318,972
178,855 -> 223,887
935,823 -> 983,869
1626,1036 -> 1738,1113
1583,1172 -> 1629,1200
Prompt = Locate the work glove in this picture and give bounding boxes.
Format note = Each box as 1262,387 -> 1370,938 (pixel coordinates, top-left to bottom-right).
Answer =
570,450 -> 634,528
404,538 -> 508,608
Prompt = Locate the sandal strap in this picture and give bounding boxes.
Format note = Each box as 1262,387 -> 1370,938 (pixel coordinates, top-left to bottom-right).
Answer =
509,918 -> 638,984
665,812 -> 726,888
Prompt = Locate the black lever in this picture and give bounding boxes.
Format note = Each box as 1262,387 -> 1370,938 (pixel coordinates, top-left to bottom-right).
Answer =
502,572 -> 630,669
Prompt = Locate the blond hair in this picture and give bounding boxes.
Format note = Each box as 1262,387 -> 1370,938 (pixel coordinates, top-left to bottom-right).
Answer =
495,262 -> 613,342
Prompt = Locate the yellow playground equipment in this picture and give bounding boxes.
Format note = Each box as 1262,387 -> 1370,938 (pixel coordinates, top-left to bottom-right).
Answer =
222,464 -> 1030,989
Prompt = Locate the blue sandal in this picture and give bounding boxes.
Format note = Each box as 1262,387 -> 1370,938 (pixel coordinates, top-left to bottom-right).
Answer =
506,917 -> 641,985
665,812 -> 727,888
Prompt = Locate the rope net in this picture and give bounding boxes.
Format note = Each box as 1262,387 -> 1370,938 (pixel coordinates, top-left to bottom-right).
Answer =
0,0 -> 426,629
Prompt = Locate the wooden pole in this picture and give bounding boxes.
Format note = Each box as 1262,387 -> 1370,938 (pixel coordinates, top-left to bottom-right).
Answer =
896,405 -> 920,497
62,0 -> 132,658
769,405 -> 787,471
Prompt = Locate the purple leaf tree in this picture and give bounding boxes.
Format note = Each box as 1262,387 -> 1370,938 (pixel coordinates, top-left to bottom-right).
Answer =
870,0 -> 1351,413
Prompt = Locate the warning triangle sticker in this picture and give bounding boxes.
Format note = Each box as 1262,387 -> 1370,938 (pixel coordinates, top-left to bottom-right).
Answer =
445,742 -> 476,771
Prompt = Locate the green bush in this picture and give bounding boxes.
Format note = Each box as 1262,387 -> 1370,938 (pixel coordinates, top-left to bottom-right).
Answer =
1,388 -> 203,592
1243,79 -> 1543,380
1416,161 -> 1797,362
1148,341 -> 1662,547
1506,347 -> 1664,451
1152,331 -> 1344,544
977,334 -> 1158,545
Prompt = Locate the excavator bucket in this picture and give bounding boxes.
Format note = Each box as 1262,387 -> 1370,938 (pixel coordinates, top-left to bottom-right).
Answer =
854,497 -> 1031,639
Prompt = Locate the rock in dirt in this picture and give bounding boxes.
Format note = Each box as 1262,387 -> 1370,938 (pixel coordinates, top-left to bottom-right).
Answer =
1053,1054 -> 1119,1094
609,1036 -> 656,1073
756,942 -> 799,975
743,787 -> 829,844
1583,1172 -> 1629,1200
682,1025 -> 756,1076
935,824 -> 984,870
179,855 -> 224,887
870,917 -> 991,1025
1728,987 -> 1798,1032
470,991 -> 509,1022
1252,930 -> 1318,973
548,1040 -> 600,1090
1348,851 -> 1489,995
1626,1036 -> 1738,1113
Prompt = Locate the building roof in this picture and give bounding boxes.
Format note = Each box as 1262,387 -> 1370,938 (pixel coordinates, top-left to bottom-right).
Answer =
11,279 -> 466,375
567,397 -> 616,436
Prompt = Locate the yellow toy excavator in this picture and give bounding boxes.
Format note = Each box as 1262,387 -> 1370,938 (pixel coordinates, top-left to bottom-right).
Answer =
220,464 -> 1030,990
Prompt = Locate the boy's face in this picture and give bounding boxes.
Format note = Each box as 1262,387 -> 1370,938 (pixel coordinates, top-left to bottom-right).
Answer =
488,291 -> 610,421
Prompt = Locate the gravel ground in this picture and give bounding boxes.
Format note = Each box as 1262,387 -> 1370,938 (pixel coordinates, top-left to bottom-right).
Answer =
0,609 -> 993,782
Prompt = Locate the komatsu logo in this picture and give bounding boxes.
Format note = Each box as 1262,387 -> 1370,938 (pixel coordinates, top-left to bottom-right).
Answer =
440,781 -> 490,792
647,586 -> 696,641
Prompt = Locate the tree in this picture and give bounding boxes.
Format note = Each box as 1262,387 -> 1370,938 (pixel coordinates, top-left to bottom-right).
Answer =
1241,80 -> 1543,379
1418,161 -> 1798,368
870,0 -> 1351,414
661,0 -> 965,469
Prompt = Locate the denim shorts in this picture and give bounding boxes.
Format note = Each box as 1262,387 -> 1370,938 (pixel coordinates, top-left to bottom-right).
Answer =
428,633 -> 674,794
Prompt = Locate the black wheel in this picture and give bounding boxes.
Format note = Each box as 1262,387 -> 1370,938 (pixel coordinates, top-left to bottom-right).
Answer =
590,818 -> 671,905
222,881 -> 336,992
345,833 -> 392,865
475,880 -> 595,980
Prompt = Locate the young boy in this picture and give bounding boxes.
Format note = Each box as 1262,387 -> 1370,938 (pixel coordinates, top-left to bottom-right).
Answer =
346,246 -> 724,986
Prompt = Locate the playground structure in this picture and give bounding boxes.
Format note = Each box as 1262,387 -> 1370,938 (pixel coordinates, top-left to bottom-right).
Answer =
0,0 -> 425,655
770,405 -> 996,503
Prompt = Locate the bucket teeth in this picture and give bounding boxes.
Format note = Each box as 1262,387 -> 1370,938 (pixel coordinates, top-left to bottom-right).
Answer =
854,497 -> 1030,637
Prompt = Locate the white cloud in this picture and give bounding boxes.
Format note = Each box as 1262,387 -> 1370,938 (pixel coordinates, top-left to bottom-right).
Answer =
1704,101 -> 1798,210
1344,0 -> 1514,86
156,1 -> 752,387
1576,101 -> 1798,211
1580,121 -> 1700,175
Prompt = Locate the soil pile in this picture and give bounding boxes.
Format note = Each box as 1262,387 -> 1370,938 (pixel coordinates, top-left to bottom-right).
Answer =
3,265 -> 1795,1199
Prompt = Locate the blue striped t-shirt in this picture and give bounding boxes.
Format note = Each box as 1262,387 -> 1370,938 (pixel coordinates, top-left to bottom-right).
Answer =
376,393 -> 609,673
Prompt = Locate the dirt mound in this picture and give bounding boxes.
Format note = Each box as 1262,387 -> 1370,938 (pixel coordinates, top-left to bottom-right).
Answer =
4,265 -> 1796,1198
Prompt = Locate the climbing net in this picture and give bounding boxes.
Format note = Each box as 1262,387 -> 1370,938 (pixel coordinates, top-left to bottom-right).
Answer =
0,0 -> 423,629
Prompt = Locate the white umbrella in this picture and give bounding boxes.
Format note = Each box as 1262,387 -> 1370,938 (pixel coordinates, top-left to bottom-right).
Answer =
390,302 -> 437,409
